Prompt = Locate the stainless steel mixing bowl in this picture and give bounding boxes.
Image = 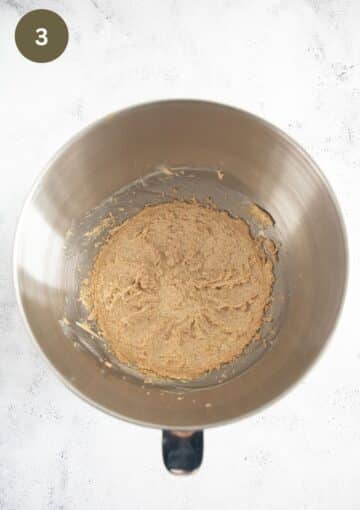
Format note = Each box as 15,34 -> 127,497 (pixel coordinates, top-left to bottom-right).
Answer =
13,100 -> 347,472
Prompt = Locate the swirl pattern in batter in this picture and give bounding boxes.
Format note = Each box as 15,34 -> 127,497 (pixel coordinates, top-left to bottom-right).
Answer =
84,201 -> 274,380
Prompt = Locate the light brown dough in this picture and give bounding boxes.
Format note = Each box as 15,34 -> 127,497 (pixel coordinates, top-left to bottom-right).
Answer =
248,203 -> 274,228
84,202 -> 274,380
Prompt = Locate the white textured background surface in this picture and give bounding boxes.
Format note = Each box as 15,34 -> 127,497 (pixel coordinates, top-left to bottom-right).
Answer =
1,1 -> 359,509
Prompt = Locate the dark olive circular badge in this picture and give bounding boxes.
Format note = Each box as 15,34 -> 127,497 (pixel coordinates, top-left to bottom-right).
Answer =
15,9 -> 68,63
